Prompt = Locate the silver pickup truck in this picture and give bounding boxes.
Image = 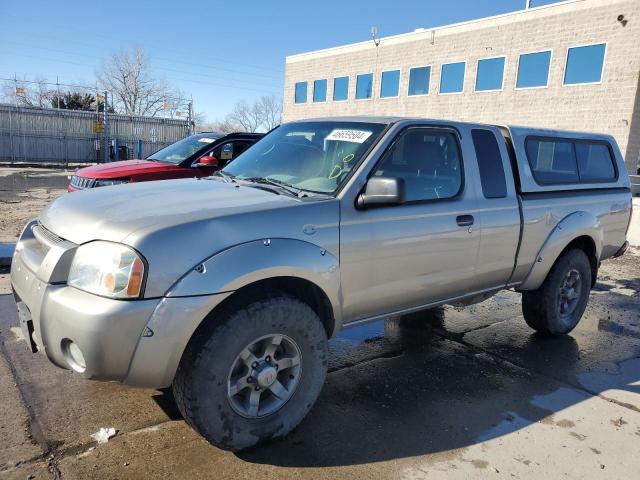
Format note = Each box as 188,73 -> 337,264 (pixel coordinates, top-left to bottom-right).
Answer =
10,117 -> 632,450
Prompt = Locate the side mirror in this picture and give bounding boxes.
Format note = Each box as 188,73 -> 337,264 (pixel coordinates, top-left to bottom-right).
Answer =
356,177 -> 406,209
195,155 -> 219,167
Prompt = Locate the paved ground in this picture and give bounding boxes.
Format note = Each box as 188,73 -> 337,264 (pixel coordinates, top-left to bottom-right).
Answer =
0,248 -> 638,480
0,166 -> 638,478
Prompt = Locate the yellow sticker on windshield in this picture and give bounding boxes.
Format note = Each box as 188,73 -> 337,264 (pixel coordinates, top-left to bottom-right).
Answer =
326,129 -> 372,143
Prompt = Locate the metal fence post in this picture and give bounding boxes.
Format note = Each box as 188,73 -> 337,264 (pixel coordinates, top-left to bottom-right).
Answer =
137,139 -> 143,159
113,138 -> 119,161
9,105 -> 15,163
103,91 -> 110,163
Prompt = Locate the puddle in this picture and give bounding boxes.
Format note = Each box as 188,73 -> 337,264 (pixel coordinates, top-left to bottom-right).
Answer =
598,319 -> 640,340
328,315 -> 441,371
594,279 -> 639,297
577,357 -> 640,396
335,320 -> 386,345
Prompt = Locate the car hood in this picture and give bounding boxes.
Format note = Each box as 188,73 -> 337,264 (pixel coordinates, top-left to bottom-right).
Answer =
41,178 -> 300,245
40,177 -> 339,298
74,159 -> 183,179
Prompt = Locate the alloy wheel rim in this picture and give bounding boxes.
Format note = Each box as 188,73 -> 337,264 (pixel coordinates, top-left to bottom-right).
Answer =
227,334 -> 302,418
557,268 -> 582,319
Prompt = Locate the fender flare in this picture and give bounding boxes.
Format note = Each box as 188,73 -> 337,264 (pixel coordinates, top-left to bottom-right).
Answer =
517,211 -> 602,291
166,238 -> 342,326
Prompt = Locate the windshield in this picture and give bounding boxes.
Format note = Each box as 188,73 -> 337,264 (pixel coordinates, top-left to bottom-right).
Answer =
221,121 -> 386,194
148,134 -> 221,164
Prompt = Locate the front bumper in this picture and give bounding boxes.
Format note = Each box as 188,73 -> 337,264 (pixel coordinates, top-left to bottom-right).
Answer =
11,223 -> 232,388
11,250 -> 161,381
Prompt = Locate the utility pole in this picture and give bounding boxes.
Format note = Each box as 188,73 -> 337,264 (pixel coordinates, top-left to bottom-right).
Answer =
103,91 -> 110,163
188,100 -> 194,135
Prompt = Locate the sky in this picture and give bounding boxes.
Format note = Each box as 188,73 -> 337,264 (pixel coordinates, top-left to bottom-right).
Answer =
0,0 -> 563,122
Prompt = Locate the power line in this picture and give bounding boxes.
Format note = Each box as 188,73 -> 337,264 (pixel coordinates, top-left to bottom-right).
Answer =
2,40 -> 284,82
1,24 -> 284,74
0,55 -> 282,96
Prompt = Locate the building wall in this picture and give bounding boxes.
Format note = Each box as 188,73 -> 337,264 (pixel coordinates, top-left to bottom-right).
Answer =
283,0 -> 640,173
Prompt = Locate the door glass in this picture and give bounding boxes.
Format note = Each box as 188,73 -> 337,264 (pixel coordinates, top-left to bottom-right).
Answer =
374,129 -> 463,201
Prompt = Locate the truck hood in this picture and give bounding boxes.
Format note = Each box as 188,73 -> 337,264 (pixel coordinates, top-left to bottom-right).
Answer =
75,159 -> 184,179
41,178 -> 300,245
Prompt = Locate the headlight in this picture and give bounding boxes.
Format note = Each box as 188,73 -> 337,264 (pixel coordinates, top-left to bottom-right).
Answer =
94,178 -> 128,187
68,241 -> 146,299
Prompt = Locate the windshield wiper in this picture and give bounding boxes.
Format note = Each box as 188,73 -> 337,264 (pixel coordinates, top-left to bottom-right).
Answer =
211,171 -> 236,183
241,177 -> 306,197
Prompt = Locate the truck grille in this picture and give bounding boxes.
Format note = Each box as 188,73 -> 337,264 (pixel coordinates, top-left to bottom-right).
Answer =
70,175 -> 96,189
31,223 -> 64,256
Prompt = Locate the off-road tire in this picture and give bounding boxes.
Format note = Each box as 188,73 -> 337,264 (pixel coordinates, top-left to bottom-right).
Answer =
522,248 -> 592,336
172,293 -> 328,451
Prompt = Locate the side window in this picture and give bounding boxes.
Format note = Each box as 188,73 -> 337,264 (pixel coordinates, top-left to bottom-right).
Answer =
374,129 -> 462,202
525,139 -> 578,184
233,141 -> 252,158
472,129 -> 507,198
575,142 -> 616,181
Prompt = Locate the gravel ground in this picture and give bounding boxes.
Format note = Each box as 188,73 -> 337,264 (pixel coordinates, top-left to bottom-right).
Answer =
0,168 -> 72,243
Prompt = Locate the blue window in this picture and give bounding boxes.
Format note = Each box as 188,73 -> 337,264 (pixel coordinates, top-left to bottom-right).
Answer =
475,57 -> 505,91
516,51 -> 552,88
440,62 -> 465,94
356,73 -> 373,100
564,43 -> 606,85
408,66 -> 430,96
380,70 -> 400,98
333,76 -> 349,101
313,79 -> 327,102
294,81 -> 307,104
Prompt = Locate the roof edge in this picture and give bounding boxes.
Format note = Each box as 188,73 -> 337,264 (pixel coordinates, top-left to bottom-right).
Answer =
286,0 -> 592,63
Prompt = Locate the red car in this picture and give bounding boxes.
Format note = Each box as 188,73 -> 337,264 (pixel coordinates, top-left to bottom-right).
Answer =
68,132 -> 263,191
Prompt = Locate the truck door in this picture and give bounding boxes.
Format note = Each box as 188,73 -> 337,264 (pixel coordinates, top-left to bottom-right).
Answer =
469,128 -> 521,288
339,126 -> 483,323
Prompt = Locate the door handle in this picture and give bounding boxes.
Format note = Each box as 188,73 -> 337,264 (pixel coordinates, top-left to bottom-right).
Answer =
456,215 -> 474,227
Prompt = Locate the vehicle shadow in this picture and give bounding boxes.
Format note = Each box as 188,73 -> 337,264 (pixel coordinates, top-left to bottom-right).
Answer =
235,306 -> 639,467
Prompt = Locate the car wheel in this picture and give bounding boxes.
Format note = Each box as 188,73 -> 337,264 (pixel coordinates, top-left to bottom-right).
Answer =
522,248 -> 592,336
173,293 -> 328,451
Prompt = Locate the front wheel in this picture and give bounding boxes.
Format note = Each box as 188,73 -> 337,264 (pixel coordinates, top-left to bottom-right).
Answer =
173,294 -> 328,451
522,248 -> 592,335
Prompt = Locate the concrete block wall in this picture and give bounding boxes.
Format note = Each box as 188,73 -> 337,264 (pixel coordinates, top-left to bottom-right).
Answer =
283,0 -> 640,174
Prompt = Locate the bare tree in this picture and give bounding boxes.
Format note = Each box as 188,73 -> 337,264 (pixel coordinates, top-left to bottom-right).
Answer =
226,100 -> 262,132
257,95 -> 282,131
219,95 -> 282,133
1,77 -> 53,107
197,117 -> 241,133
96,47 -> 184,117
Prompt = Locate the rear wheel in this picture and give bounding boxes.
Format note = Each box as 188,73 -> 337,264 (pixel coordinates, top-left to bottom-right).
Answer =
522,248 -> 592,335
173,293 -> 328,451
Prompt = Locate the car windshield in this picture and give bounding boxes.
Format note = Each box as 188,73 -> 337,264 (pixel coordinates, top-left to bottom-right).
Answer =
148,134 -> 221,164
221,121 -> 386,194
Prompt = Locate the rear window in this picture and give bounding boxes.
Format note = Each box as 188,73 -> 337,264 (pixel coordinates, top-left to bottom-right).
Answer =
472,129 -> 507,198
525,137 -> 616,185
